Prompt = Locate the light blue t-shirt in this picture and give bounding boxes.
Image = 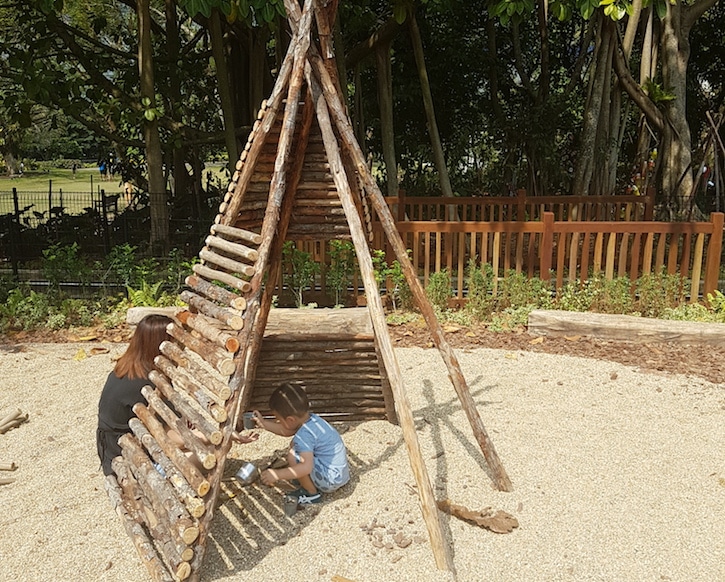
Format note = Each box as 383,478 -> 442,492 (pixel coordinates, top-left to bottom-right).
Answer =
292,413 -> 350,493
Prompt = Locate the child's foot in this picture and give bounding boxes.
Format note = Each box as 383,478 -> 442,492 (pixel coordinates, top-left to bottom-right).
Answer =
288,487 -> 322,505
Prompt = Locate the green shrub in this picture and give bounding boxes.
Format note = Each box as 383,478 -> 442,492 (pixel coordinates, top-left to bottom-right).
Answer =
41,242 -> 92,291
636,269 -> 685,317
328,240 -> 355,306
496,270 -> 552,311
0,287 -> 53,331
282,241 -> 320,307
426,269 -> 451,311
590,276 -> 634,314
465,259 -> 494,321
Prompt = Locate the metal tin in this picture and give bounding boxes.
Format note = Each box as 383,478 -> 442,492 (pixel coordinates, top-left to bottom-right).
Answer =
242,412 -> 256,430
235,462 -> 258,485
283,494 -> 298,517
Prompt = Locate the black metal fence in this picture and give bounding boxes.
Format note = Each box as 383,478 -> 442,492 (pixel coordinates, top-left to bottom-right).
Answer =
0,187 -> 213,275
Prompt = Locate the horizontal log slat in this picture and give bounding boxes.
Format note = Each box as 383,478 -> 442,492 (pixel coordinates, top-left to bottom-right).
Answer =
166,321 -> 236,376
205,235 -> 259,263
159,341 -> 232,401
192,264 -> 251,294
180,291 -> 245,331
209,223 -> 262,245
178,311 -> 240,354
199,248 -> 256,278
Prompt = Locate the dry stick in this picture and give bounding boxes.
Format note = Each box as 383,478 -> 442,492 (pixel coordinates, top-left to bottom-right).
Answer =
0,462 -> 17,471
0,477 -> 16,485
302,55 -> 455,575
188,7 -> 316,582
104,474 -> 175,582
184,275 -> 247,311
133,403 -> 210,497
0,408 -> 23,426
303,22 -> 512,492
159,341 -> 232,402
129,418 -> 206,519
154,355 -> 228,422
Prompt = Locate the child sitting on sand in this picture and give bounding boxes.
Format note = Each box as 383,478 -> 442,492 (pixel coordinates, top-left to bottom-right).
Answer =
252,383 -> 350,505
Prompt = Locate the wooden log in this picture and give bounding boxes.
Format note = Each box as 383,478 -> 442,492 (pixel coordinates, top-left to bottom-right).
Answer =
0,408 -> 23,426
147,373 -> 223,447
192,264 -> 251,294
199,248 -> 255,278
118,434 -> 199,545
180,290 -> 244,331
527,309 -> 725,346
133,404 -> 210,497
112,457 -> 195,570
181,312 -> 240,354
104,474 -> 175,582
204,235 -> 259,263
0,477 -> 16,485
129,418 -> 205,519
307,31 -> 512,494
298,51 -> 456,574
0,461 -> 18,471
258,351 -> 378,363
165,322 -> 236,376
263,307 -> 373,335
159,341 -> 232,401
184,275 -> 247,311
154,355 -> 228,422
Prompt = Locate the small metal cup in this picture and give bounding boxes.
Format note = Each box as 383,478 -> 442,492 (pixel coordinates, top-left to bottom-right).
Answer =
283,494 -> 298,517
242,412 -> 256,430
235,462 -> 258,486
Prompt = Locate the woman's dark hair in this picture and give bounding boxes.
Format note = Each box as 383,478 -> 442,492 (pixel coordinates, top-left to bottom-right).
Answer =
114,314 -> 173,380
269,383 -> 309,418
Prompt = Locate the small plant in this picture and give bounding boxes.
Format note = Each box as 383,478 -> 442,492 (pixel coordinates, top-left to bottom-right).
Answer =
165,248 -> 198,294
371,249 -> 413,311
706,289 -> 725,313
637,269 -> 685,317
489,305 -> 533,332
426,269 -> 451,312
41,242 -> 91,291
496,270 -> 552,311
282,241 -> 320,307
466,258 -> 494,321
590,276 -> 634,314
327,240 -> 355,306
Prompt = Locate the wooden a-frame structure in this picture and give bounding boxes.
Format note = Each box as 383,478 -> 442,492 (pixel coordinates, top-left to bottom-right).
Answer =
104,1 -> 511,580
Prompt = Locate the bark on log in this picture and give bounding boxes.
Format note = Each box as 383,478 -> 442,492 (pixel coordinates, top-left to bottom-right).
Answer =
185,275 -> 247,311
298,48 -> 455,574
204,235 -> 259,263
209,223 -> 263,246
192,264 -> 251,294
118,434 -> 199,545
159,341 -> 232,402
303,27 -> 512,493
104,473 -> 175,582
263,307 -> 373,335
112,457 -> 195,571
165,322 -> 236,377
527,309 -> 725,345
154,355 -> 227,422
181,313 -> 240,354
133,403 -> 210,497
199,248 -> 255,278
129,418 -> 206,518
180,291 -> 244,331
147,373 -> 223,447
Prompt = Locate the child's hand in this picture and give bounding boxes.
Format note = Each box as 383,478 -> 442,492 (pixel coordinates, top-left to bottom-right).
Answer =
232,431 -> 259,444
261,468 -> 279,486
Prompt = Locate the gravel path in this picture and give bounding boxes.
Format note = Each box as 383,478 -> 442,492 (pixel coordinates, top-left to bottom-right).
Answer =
0,342 -> 723,582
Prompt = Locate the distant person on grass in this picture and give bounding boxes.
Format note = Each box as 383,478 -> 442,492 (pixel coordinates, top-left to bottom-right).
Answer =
251,383 -> 350,506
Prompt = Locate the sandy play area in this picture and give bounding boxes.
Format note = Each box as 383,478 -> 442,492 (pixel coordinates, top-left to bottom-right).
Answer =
0,342 -> 723,582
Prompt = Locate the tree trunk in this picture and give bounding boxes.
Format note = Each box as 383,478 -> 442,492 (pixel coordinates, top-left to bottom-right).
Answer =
209,9 -> 239,172
137,0 -> 169,253
375,42 -> 399,197
408,13 -> 455,205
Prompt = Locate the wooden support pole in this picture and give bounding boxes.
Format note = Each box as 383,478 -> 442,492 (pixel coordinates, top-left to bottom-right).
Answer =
301,21 -> 512,492
302,56 -> 456,575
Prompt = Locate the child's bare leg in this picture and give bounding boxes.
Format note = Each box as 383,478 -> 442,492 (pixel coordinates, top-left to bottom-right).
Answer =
286,449 -> 317,493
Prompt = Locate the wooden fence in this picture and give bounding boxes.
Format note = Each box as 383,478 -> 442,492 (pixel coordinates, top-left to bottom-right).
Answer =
375,212 -> 724,302
385,189 -> 655,223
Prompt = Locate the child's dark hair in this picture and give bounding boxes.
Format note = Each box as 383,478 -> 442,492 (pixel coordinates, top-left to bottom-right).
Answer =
269,383 -> 309,418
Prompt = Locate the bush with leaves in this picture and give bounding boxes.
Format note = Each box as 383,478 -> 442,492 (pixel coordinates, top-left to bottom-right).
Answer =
426,269 -> 451,312
282,241 -> 320,307
327,240 -> 355,306
465,258 -> 494,321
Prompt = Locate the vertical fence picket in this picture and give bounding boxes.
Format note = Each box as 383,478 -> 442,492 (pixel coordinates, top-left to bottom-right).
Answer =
690,233 -> 705,302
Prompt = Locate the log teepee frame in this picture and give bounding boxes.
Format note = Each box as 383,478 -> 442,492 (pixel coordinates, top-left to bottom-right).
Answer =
104,2 -> 511,580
